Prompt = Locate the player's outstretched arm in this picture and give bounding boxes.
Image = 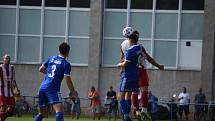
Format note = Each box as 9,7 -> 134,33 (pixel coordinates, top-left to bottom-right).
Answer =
146,54 -> 164,70
39,65 -> 47,74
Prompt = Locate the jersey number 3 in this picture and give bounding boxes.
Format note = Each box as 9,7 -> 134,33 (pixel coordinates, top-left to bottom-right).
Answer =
48,65 -> 56,77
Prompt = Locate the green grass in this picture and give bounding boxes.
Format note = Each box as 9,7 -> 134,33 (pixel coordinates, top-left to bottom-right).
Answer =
7,115 -> 123,121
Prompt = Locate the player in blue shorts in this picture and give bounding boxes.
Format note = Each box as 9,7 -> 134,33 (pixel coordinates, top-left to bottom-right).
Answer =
117,32 -> 143,121
34,42 -> 76,121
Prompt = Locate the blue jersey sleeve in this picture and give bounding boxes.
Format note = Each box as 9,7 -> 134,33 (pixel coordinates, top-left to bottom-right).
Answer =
64,62 -> 71,76
42,57 -> 51,68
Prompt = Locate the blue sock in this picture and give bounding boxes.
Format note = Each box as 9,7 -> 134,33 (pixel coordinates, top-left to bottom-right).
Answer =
126,99 -> 131,114
56,112 -> 64,121
120,99 -> 127,115
34,114 -> 43,121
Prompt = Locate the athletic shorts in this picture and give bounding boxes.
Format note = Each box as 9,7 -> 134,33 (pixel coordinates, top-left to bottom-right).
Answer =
138,68 -> 149,87
0,96 -> 15,106
119,76 -> 138,92
38,89 -> 62,108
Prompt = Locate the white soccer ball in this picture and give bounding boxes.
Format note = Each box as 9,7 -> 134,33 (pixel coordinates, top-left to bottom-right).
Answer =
122,27 -> 134,38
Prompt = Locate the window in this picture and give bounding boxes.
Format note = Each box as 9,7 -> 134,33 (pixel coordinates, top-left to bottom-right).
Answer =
104,11 -> 127,37
103,39 -> 124,65
69,11 -> 90,36
0,8 -> 16,34
20,0 -> 41,6
106,0 -> 127,9
181,13 -> 203,40
68,38 -> 89,64
131,0 -> 153,9
44,10 -> 66,35
18,37 -> 40,62
0,0 -> 16,5
155,13 -> 178,39
182,0 -> 204,10
156,0 -> 179,10
154,41 -> 177,67
19,9 -> 41,34
70,0 -> 90,8
130,12 -> 152,38
45,0 -> 66,7
0,36 -> 15,61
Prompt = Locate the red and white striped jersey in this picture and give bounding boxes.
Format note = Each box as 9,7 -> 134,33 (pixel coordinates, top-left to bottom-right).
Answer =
0,64 -> 15,97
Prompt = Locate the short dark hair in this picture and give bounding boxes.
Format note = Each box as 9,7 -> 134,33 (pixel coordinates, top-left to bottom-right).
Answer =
128,33 -> 139,43
59,42 -> 70,55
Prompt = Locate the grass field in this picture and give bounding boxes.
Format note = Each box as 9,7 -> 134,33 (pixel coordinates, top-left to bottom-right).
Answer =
7,115 -> 124,121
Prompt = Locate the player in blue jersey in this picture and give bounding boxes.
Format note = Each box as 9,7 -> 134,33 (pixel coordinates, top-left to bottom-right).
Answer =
117,32 -> 142,121
34,42 -> 76,121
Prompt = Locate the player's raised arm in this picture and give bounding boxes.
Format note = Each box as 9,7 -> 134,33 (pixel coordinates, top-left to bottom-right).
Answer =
143,48 -> 164,70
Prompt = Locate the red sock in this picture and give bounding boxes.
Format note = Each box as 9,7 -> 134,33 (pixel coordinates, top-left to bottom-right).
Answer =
141,91 -> 148,108
131,92 -> 139,111
0,112 -> 7,121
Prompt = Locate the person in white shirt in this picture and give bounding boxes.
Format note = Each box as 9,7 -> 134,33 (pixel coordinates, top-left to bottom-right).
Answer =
178,87 -> 190,121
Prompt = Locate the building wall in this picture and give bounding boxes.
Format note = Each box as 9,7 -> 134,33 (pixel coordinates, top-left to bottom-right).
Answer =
1,0 -> 215,108
14,64 -> 202,106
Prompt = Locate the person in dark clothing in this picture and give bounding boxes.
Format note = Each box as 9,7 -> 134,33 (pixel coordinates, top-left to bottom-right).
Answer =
168,94 -> 178,121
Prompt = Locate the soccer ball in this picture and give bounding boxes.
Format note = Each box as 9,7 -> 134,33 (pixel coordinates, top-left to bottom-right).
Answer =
122,27 -> 134,38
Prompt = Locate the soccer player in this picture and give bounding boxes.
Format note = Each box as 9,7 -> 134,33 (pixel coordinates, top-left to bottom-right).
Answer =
117,32 -> 143,121
34,42 -> 76,121
121,27 -> 164,116
0,54 -> 19,121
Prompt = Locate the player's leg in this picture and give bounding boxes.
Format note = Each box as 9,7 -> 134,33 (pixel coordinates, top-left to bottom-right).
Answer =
125,92 -> 132,115
138,68 -> 149,112
119,77 -> 128,116
47,91 -> 64,121
35,90 -> 48,121
131,91 -> 139,113
53,103 -> 64,121
140,86 -> 148,112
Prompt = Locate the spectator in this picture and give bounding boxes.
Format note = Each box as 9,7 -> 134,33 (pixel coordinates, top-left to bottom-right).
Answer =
168,94 -> 178,121
194,88 -> 206,121
88,86 -> 101,120
105,86 -> 118,121
0,54 -> 19,121
148,91 -> 159,121
70,91 -> 81,119
178,87 -> 190,121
